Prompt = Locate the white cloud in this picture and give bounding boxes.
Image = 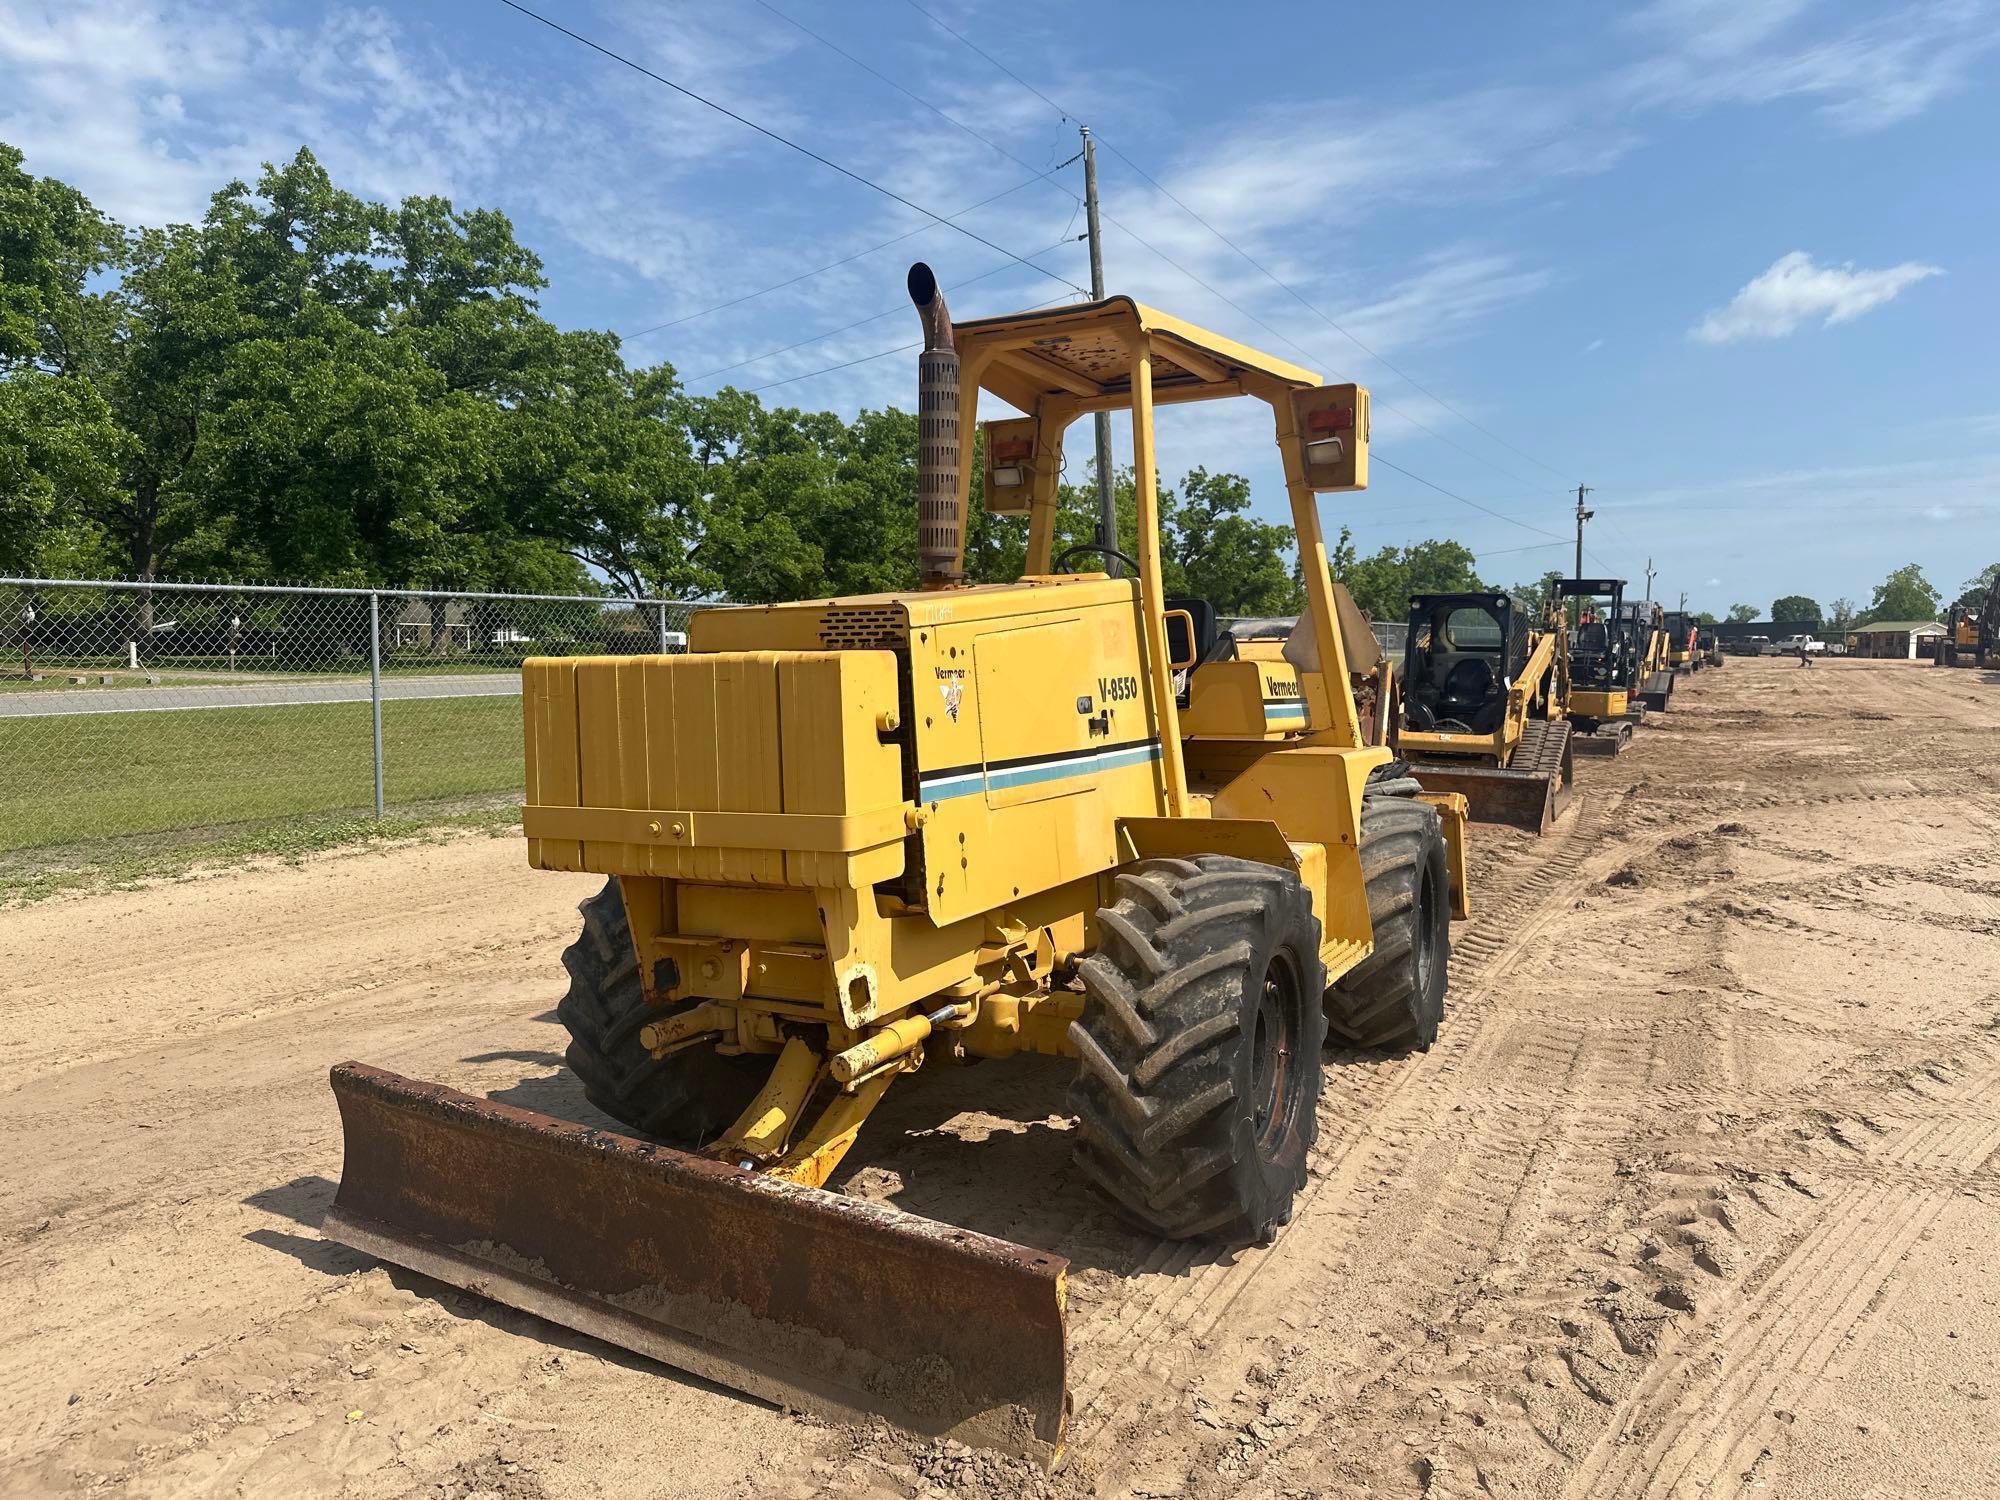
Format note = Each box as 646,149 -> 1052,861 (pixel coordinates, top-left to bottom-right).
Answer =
1691,251 -> 1941,343
1621,0 -> 1999,132
1628,0 -> 1815,62
1583,338 -> 1605,354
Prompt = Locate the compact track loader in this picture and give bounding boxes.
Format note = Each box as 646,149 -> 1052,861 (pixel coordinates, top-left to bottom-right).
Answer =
324,267 -> 1471,1462
1697,625 -> 1725,668
1557,578 -> 1638,756
1394,591 -> 1575,833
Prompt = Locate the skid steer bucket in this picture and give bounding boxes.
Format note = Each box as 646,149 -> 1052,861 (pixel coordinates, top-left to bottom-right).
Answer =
1408,763 -> 1568,834
322,1064 -> 1070,1461
1407,720 -> 1575,834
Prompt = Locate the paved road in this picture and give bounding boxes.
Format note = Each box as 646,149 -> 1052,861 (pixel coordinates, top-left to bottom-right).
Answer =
0,673 -> 520,718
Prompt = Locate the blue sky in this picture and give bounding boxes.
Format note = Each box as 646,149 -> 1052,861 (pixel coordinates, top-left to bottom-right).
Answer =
3,0 -> 1995,615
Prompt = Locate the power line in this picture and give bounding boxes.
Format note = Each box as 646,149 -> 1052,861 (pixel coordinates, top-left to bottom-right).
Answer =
1092,136 -> 1576,486
543,0 -> 1573,544
1373,458 -> 1568,542
745,292 -> 1078,395
622,165 -> 1076,344
753,0 -> 1073,191
1093,210 -> 1566,542
898,0 -> 1075,122
495,0 -> 1086,296
749,341 -> 919,394
687,240 -> 1078,384
894,2 -> 1590,526
1477,539 -> 1573,558
1093,198 -> 1566,511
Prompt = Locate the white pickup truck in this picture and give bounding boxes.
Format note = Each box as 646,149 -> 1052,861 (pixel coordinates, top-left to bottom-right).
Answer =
1767,633 -> 1827,655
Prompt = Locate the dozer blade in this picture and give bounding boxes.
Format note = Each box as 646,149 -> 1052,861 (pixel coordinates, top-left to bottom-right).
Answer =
322,1063 -> 1069,1461
1408,764 -> 1566,834
1572,721 -> 1633,757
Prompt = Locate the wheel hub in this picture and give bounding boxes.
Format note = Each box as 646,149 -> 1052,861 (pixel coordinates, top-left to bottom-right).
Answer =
1251,952 -> 1302,1150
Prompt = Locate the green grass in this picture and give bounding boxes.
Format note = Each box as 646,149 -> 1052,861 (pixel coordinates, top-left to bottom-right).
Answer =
0,805 -> 522,906
0,694 -> 525,853
0,670 -> 266,693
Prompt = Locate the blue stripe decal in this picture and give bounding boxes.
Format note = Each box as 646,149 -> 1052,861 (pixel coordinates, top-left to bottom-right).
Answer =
920,741 -> 1163,802
1264,701 -> 1307,721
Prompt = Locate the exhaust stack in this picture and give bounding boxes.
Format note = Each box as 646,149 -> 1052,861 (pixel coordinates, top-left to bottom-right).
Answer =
908,263 -> 962,588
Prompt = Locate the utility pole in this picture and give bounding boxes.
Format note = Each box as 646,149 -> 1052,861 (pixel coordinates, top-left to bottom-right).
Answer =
1644,558 -> 1657,601
1572,483 -> 1593,628
1573,483 -> 1593,579
1082,125 -> 1118,575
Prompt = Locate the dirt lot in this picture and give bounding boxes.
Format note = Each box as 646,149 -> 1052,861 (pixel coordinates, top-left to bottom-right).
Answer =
6,656 -> 2000,1499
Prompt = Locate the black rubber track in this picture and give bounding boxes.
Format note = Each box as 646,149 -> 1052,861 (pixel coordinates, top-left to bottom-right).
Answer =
1326,792 -> 1452,1051
1068,856 -> 1328,1243
555,878 -> 764,1147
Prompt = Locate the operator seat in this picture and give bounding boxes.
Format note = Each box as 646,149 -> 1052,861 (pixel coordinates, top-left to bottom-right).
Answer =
1165,597 -> 1220,667
1438,656 -> 1501,732
1165,597 -> 1220,707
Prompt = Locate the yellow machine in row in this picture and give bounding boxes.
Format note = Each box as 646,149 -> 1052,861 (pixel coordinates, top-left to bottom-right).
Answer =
1557,577 -> 1639,756
1626,598 -> 1676,712
325,266 -> 1471,1460
1937,576 -> 1998,668
1395,591 -> 1576,833
1663,609 -> 1701,673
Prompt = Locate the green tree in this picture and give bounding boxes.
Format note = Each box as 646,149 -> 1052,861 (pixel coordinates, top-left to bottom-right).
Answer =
1341,539 -> 1483,621
0,142 -> 698,599
0,141 -> 127,571
1726,603 -> 1759,623
963,456 -> 1304,616
0,140 -> 122,369
1956,564 -> 2000,609
0,372 -> 127,573
1163,467 -> 1301,614
1507,569 -> 1565,615
1826,597 -> 1858,631
1695,610 -> 1718,626
1771,594 -> 1820,623
1865,563 -> 1941,623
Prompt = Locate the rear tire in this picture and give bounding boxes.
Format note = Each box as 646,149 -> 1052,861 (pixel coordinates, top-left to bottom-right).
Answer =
1069,857 -> 1327,1243
556,879 -> 764,1147
1326,792 -> 1451,1051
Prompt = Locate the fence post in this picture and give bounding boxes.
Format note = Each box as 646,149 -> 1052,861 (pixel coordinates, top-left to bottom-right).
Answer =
369,591 -> 385,819
655,599 -> 669,653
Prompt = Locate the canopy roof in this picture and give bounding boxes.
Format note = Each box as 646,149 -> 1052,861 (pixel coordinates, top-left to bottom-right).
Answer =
952,295 -> 1319,414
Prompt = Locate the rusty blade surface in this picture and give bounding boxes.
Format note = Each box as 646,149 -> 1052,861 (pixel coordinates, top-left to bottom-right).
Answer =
1408,764 -> 1566,834
323,1063 -> 1068,1461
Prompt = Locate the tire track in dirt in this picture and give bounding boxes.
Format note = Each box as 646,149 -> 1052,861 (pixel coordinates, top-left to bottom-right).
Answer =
1064,788 -> 1640,1448
1069,784 -> 1640,1477
1568,1032 -> 2000,1497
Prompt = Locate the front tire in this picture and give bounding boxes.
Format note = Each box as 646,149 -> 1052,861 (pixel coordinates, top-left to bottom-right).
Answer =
1327,792 -> 1451,1050
1069,857 -> 1328,1243
556,879 -> 764,1147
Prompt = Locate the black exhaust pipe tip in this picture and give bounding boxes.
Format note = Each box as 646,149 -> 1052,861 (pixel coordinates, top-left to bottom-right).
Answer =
907,262 -> 939,306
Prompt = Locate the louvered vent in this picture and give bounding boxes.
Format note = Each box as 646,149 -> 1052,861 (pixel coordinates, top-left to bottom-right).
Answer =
818,606 -> 907,650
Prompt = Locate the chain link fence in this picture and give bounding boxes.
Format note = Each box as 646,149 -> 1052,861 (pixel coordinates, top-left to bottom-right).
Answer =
0,578 -> 717,863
